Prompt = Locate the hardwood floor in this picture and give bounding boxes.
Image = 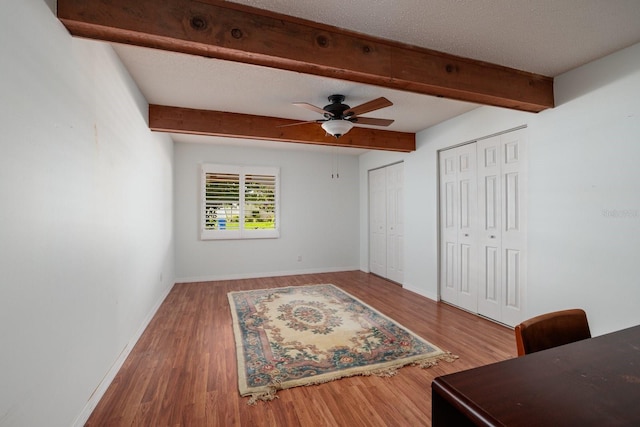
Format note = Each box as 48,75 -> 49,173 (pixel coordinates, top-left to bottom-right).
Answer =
86,271 -> 516,426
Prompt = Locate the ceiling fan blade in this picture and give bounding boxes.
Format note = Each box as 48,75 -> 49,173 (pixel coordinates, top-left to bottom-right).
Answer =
293,102 -> 333,116
277,120 -> 322,128
352,117 -> 394,127
344,97 -> 393,116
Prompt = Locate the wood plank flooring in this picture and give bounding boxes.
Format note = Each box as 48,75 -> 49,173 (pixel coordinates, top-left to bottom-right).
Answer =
85,271 -> 516,426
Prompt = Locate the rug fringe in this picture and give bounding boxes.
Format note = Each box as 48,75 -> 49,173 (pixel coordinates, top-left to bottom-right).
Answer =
244,352 -> 458,405
247,379 -> 283,405
247,386 -> 280,405
414,351 -> 459,368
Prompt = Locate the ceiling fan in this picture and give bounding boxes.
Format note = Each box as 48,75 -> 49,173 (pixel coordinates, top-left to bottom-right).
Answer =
284,94 -> 394,138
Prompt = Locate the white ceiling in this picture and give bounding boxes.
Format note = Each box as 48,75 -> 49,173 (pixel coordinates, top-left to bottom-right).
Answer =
111,0 -> 640,155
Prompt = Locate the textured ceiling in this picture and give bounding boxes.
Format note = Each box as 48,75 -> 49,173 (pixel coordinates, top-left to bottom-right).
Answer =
230,0 -> 640,76
111,0 -> 640,154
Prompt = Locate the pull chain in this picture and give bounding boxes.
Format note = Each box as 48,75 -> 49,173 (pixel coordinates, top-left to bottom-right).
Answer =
332,146 -> 340,179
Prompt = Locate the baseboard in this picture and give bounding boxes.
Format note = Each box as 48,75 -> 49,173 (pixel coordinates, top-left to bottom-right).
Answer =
403,283 -> 438,302
72,282 -> 174,427
175,266 -> 360,284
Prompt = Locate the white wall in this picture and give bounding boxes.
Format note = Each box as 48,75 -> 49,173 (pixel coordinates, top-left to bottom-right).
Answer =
0,1 -> 175,426
174,142 -> 360,281
359,42 -> 640,336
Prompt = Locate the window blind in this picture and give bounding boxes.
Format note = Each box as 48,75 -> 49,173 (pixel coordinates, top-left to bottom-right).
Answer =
201,165 -> 279,240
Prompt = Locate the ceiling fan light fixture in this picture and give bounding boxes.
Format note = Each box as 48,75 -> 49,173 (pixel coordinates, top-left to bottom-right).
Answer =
321,119 -> 354,138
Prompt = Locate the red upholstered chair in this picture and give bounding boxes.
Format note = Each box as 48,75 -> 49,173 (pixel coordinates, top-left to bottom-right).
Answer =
515,309 -> 591,356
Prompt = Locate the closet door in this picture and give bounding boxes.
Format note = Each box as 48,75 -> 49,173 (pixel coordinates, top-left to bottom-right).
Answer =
439,144 -> 478,311
477,129 -> 527,326
439,149 -> 459,304
386,163 -> 404,284
369,167 -> 387,277
439,128 -> 527,326
369,163 -> 405,284
476,136 -> 502,321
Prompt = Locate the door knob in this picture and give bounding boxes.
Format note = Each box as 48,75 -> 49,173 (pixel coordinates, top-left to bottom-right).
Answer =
490,235 -> 496,238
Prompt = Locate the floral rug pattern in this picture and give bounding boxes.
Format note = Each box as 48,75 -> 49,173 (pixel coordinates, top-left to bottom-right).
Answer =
228,284 -> 456,403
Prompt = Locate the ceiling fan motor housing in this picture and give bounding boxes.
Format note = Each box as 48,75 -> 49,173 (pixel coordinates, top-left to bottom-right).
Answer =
323,94 -> 351,120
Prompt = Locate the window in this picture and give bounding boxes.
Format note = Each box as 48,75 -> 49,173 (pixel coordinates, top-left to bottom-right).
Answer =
201,164 -> 280,240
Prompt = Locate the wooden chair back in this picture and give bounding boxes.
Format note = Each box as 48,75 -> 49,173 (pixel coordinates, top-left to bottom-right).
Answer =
515,309 -> 591,356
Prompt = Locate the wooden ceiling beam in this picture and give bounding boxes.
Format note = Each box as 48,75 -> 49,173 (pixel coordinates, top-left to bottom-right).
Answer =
149,105 -> 416,152
58,0 -> 554,113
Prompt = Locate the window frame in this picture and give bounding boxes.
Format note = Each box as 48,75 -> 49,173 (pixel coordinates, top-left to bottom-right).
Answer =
200,164 -> 280,240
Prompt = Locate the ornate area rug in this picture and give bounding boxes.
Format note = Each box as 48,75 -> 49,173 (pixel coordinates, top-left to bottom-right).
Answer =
228,284 -> 456,404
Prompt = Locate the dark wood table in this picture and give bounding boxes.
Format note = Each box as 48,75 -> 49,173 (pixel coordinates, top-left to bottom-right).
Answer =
432,324 -> 640,426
